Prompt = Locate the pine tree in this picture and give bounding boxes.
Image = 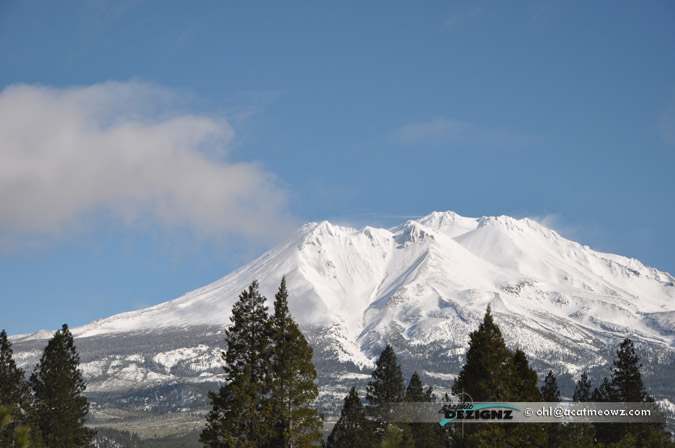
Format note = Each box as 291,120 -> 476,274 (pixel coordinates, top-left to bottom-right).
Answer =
512,349 -> 543,401
612,338 -> 648,402
366,344 -> 406,405
563,371 -> 596,448
573,371 -> 592,402
405,372 -> 425,403
267,277 -> 322,448
380,425 -> 403,448
366,344 -> 406,440
1,405 -> 30,448
556,422 -> 595,448
540,370 -> 563,448
405,372 -> 445,448
1,330 -> 43,448
609,338 -> 672,445
463,425 -> 507,448
591,376 -> 620,445
201,281 -> 273,448
325,387 -> 375,448
540,370 -> 560,402
592,339 -> 674,446
451,307 -> 550,447
404,372 -> 437,403
614,426 -> 675,448
451,306 -> 515,402
591,377 -> 616,402
451,306 -> 515,447
29,324 -> 94,448
507,349 -> 547,447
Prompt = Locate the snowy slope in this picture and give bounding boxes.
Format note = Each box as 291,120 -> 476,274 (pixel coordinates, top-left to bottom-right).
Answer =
10,211 -> 675,423
17,210 -> 669,348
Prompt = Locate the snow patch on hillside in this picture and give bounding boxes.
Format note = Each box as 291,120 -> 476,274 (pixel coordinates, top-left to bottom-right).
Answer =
11,211 -> 675,395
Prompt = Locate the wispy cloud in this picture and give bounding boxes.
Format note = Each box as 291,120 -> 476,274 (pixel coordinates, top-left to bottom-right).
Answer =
393,117 -> 541,149
529,0 -> 560,23
444,7 -> 484,28
528,213 -> 571,235
527,213 -> 609,251
658,107 -> 675,146
0,82 -> 295,244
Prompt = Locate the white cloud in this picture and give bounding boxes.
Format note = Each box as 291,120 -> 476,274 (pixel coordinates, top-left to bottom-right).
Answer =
528,213 -> 566,233
658,110 -> 675,145
0,82 -> 295,242
529,1 -> 560,23
393,117 -> 540,148
657,90 -> 675,146
444,7 -> 484,28
527,213 -> 606,250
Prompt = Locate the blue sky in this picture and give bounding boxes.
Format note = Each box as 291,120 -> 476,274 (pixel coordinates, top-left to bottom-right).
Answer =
1,1 -> 674,335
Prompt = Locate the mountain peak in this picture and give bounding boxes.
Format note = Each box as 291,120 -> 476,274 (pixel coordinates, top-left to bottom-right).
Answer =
477,214 -> 559,237
7,208 -> 675,442
10,210 -> 675,419
20,211 -> 673,352
298,220 -> 355,244
413,210 -> 478,237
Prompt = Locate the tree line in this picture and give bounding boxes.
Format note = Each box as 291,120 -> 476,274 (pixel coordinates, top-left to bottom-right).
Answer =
2,280 -> 673,447
1,324 -> 94,448
200,278 -> 322,448
202,282 -> 674,447
323,306 -> 674,447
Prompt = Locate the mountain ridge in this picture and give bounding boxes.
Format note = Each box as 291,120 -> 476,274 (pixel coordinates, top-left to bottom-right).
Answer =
13,210 -> 675,362
9,211 -> 675,434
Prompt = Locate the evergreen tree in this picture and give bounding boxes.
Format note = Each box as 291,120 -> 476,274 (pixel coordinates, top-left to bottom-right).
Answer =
608,425 -> 675,448
609,338 -> 672,445
564,371 -> 596,448
450,307 -> 506,447
366,344 -> 406,405
1,406 -> 30,448
405,372 -> 445,448
29,324 -> 94,448
540,370 -> 563,448
592,339 -> 674,446
405,372 -> 436,403
612,338 -> 648,402
591,376 -> 620,445
201,281 -> 273,448
591,377 -> 616,402
463,426 -> 507,448
366,344 -> 408,443
540,370 -> 560,402
267,277 -> 322,448
512,349 -> 543,401
507,349 -> 547,447
405,372 -> 425,403
450,306 -> 515,447
451,306 -> 514,402
379,425 -> 403,448
451,307 -> 549,447
325,387 -> 375,448
556,422 -> 595,448
1,330 -> 43,447
573,371 -> 592,402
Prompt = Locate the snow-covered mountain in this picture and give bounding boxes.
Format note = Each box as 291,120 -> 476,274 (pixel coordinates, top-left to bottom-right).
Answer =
10,211 -> 675,434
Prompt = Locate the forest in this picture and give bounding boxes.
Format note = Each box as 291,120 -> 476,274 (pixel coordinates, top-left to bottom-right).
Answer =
1,279 -> 673,447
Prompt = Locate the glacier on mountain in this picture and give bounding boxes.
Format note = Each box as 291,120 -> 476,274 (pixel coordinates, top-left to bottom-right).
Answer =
10,211 -> 675,432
